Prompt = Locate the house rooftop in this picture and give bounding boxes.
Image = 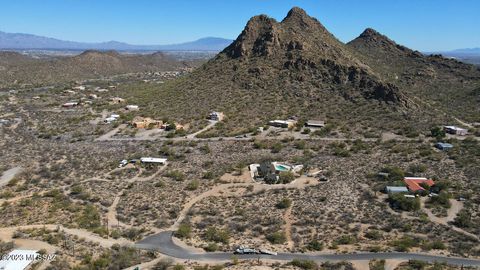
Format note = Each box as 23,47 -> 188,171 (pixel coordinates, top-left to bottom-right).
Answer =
386,186 -> 409,193
404,177 -> 435,192
436,142 -> 453,148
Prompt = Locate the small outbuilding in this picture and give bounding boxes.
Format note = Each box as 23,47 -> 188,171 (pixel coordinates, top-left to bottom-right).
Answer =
435,142 -> 453,151
385,186 -> 409,193
305,120 -> 325,128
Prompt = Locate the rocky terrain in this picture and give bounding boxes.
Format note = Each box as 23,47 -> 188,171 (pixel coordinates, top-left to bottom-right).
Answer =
0,6 -> 479,270
0,50 -> 193,87
116,8 -> 479,137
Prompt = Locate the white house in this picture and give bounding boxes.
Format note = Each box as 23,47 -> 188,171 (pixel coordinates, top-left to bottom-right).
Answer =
444,126 -> 468,136
0,249 -> 38,270
140,157 -> 167,165
73,86 -> 85,91
62,102 -> 79,108
125,105 -> 139,111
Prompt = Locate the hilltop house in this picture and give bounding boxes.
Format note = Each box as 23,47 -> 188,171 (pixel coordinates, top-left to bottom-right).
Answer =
250,161 -> 303,183
62,102 -> 79,108
132,117 -> 163,129
444,126 -> 468,136
110,97 -> 125,104
73,86 -> 85,91
404,177 -> 435,192
208,111 -> 224,121
268,119 -> 297,128
140,157 -> 167,165
125,105 -> 139,111
104,114 -> 120,124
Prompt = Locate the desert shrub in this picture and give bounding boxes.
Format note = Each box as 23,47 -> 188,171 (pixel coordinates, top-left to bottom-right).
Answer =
453,210 -> 472,228
186,180 -> 200,190
203,171 -> 214,179
154,258 -> 174,270
175,224 -> 192,238
307,239 -> 323,251
279,171 -> 295,184
388,193 -> 420,211
390,236 -> 418,252
364,230 -> 383,240
290,259 -> 318,270
165,170 -> 185,181
266,231 -> 286,244
76,204 -> 101,230
430,126 -> 446,140
204,242 -> 219,252
276,197 -> 292,209
426,191 -> 451,208
271,143 -> 283,153
381,166 -> 405,182
205,227 -> 230,244
369,260 -> 385,270
408,260 -> 428,270
335,235 -> 356,245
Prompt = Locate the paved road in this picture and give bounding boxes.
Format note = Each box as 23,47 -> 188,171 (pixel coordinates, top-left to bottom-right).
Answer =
136,231 -> 480,266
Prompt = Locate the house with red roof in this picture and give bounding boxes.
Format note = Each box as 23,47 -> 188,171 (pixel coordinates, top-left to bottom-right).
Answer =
404,177 -> 435,192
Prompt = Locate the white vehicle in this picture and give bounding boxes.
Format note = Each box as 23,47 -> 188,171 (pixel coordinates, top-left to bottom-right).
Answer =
234,246 -> 258,254
259,249 -> 278,256
118,159 -> 128,168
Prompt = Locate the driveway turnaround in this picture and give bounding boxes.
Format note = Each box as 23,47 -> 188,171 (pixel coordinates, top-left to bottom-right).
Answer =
136,231 -> 480,267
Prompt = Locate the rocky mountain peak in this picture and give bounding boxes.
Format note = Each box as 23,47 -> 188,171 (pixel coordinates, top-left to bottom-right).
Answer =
284,7 -> 309,20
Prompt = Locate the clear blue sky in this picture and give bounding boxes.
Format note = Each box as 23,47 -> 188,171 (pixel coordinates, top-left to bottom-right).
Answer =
0,0 -> 478,51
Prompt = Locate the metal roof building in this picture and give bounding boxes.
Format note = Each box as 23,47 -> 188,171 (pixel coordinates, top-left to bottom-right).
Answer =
385,186 -> 409,193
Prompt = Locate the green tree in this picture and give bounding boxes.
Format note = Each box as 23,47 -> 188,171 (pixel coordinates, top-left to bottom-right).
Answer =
430,126 -> 446,140
279,171 -> 295,184
276,197 -> 292,209
175,224 -> 192,238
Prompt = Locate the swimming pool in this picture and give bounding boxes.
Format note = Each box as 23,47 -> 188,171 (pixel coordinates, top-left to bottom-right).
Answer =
275,164 -> 290,171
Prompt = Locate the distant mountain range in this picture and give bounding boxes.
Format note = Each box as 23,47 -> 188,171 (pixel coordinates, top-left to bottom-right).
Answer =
0,30 -> 233,51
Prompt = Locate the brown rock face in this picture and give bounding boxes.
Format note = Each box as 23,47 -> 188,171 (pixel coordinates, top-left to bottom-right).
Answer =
219,7 -> 407,104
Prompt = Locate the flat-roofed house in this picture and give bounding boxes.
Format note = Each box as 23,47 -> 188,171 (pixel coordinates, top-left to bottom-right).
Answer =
305,120 -> 325,128
444,126 -> 468,136
140,157 -> 167,165
132,117 -> 163,129
268,120 -> 297,128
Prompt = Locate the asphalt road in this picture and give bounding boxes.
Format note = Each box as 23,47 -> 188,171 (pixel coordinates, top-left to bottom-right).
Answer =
136,231 -> 480,267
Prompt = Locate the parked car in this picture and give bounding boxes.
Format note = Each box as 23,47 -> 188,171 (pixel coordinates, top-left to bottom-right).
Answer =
234,246 -> 259,254
118,159 -> 128,168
